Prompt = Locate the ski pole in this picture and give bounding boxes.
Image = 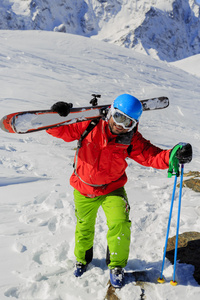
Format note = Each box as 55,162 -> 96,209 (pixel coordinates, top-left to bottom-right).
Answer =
157,174 -> 177,283
170,164 -> 184,286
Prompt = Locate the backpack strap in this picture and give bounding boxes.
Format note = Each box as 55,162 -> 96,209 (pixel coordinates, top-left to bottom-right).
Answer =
77,118 -> 100,149
74,118 -> 108,187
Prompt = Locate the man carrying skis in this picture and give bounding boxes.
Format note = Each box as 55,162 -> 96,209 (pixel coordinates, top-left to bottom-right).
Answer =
47,94 -> 192,288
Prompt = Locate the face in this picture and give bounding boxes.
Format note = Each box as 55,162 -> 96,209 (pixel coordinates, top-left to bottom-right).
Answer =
108,116 -> 129,135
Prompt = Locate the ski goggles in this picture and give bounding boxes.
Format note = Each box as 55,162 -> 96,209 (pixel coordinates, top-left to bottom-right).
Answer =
111,107 -> 138,130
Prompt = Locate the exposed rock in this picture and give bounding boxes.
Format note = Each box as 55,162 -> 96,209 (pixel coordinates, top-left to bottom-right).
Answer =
166,231 -> 200,284
105,281 -> 120,300
177,171 -> 200,192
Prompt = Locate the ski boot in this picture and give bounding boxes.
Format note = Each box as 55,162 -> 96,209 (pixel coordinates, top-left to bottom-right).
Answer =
110,267 -> 124,288
74,262 -> 88,277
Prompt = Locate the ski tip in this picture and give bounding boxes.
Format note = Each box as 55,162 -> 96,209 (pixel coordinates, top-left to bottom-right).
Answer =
0,115 -> 16,133
141,96 -> 169,110
0,117 -> 3,130
0,117 -> 8,132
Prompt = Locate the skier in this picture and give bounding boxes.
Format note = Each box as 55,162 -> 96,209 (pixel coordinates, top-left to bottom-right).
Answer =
47,94 -> 192,288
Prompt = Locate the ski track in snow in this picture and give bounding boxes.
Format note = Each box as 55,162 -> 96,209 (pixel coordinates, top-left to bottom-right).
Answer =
0,31 -> 200,299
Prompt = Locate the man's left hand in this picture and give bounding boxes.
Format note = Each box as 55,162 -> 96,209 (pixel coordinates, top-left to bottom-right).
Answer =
172,143 -> 192,164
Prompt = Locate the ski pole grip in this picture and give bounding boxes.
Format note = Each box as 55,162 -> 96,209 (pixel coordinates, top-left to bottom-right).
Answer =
168,144 -> 183,178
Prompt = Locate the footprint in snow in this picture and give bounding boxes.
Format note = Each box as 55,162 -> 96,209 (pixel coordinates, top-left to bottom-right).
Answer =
48,216 -> 57,233
4,287 -> 19,298
14,242 -> 27,253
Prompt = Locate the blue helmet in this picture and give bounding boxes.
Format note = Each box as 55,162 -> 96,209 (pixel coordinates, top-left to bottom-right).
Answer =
113,94 -> 143,121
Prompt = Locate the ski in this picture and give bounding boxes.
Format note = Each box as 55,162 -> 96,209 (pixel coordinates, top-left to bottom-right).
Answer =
0,96 -> 169,134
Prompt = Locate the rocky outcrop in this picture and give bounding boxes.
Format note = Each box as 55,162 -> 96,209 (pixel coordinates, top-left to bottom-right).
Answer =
166,231 -> 200,284
166,172 -> 200,284
105,282 -> 119,300
177,171 -> 200,192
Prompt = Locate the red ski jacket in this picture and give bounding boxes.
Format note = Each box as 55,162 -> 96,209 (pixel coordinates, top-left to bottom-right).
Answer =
47,119 -> 170,197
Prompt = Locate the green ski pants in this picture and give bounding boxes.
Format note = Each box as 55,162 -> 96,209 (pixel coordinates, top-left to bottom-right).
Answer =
74,187 -> 131,269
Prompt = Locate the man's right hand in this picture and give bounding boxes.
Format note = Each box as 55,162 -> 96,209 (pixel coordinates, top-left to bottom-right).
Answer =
51,101 -> 73,117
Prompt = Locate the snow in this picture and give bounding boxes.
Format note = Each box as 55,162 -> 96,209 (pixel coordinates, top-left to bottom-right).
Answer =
11,1 -> 30,17
171,54 -> 200,77
0,30 -> 200,300
154,1 -> 173,11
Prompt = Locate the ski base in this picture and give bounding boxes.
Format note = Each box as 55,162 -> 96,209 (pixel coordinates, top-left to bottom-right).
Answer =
0,96 -> 169,134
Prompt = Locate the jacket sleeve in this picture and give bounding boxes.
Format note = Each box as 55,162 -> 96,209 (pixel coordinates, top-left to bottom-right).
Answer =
46,121 -> 91,142
128,132 -> 170,169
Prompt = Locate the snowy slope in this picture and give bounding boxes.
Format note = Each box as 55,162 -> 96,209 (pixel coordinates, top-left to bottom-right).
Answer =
0,0 -> 200,62
171,54 -> 200,77
0,30 -> 200,300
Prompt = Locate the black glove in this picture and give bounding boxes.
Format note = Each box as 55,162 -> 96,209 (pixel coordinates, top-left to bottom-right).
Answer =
51,101 -> 73,117
171,143 -> 192,164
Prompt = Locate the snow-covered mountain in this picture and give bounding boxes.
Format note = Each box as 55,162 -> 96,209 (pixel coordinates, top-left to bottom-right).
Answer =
0,0 -> 200,62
